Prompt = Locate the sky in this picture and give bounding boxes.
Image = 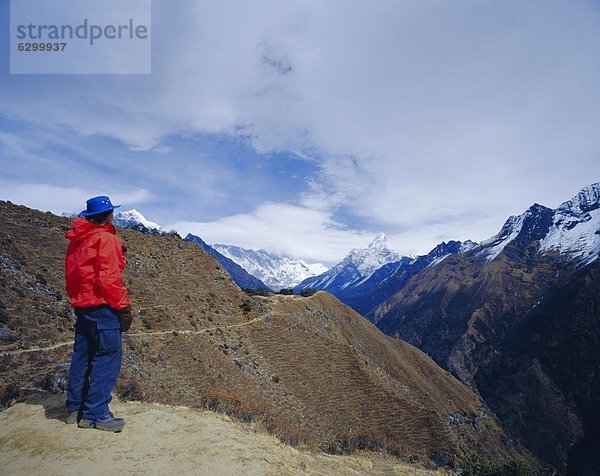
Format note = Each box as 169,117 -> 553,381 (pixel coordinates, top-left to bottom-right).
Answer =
1,0 -> 600,266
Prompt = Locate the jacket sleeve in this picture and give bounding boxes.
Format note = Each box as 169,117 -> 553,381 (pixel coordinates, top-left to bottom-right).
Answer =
96,233 -> 131,311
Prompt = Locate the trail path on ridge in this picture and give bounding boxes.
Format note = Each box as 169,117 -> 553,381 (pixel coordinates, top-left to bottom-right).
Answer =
1,315 -> 265,357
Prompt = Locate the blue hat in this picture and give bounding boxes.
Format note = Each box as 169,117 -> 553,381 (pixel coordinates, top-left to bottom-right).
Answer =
79,195 -> 120,217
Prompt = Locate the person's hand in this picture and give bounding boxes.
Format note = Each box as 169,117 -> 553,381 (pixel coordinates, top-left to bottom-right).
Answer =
118,306 -> 134,332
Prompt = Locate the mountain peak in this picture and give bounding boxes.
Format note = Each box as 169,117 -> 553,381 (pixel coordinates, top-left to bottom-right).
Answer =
339,235 -> 400,278
477,182 -> 600,265
114,209 -> 162,231
557,182 -> 600,214
368,233 -> 388,249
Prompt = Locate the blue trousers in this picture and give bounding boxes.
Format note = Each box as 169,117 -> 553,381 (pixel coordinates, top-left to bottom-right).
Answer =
66,306 -> 122,420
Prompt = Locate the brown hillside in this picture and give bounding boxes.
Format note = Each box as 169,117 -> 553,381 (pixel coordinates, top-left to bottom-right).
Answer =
372,241 -> 568,386
370,232 -> 598,472
0,200 -> 531,470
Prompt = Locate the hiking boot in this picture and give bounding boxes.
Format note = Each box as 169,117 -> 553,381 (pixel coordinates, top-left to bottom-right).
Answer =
78,414 -> 125,432
66,411 -> 79,424
78,418 -> 94,429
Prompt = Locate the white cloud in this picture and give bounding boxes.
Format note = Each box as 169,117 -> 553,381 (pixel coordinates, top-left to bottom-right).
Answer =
167,201 -> 373,264
2,0 -> 600,257
167,196 -> 509,263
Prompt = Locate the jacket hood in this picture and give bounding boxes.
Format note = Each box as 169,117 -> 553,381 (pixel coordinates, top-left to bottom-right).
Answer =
65,216 -> 116,242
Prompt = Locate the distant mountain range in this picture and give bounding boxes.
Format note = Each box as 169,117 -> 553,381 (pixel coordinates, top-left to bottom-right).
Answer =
344,239 -> 477,316
474,183 -> 600,267
113,209 -> 163,233
109,210 -> 325,292
63,208 -> 168,236
295,233 -> 477,316
295,233 -> 401,294
211,244 -> 328,291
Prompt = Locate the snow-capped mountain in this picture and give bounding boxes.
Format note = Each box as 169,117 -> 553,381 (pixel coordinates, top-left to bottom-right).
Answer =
295,233 -> 401,294
296,237 -> 477,317
113,209 -> 162,232
476,183 -> 600,266
211,244 -> 328,291
539,183 -> 600,266
342,233 -> 402,277
185,234 -> 270,291
427,239 -> 478,267
363,185 -> 600,472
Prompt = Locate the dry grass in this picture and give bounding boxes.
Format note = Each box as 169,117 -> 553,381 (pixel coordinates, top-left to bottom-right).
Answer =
203,387 -> 313,448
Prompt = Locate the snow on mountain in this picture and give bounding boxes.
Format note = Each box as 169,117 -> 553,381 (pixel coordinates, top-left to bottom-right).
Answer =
304,261 -> 330,277
476,183 -> 600,266
539,183 -> 600,266
185,234 -> 270,291
61,208 -> 164,233
211,244 -> 328,291
427,239 -> 478,267
295,233 -> 401,293
113,209 -> 162,231
476,211 -> 528,262
295,235 -> 479,318
342,233 -> 401,277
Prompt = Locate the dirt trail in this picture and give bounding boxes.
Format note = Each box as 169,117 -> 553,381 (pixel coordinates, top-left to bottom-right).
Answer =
1,316 -> 265,357
0,394 -> 441,476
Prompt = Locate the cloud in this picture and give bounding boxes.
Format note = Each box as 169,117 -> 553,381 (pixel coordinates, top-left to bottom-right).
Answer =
1,0 -> 600,258
0,183 -> 152,216
166,201 -> 373,264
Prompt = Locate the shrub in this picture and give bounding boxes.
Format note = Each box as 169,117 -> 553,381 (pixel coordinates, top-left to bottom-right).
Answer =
204,388 -> 259,423
275,427 -> 311,447
240,300 -> 252,313
326,427 -> 409,457
115,367 -> 149,401
242,288 -> 272,297
277,288 -> 294,295
299,288 -> 318,297
40,367 -> 69,394
461,460 -> 536,476
203,388 -> 313,448
0,383 -> 23,409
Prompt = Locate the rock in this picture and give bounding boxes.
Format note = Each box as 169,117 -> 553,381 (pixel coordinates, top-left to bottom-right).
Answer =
233,357 -> 244,368
40,365 -> 69,394
0,327 -> 14,344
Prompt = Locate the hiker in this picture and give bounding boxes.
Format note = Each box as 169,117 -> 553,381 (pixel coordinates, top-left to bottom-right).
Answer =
64,195 -> 134,432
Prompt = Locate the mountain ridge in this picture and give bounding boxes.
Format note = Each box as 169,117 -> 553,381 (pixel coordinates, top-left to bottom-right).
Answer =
296,236 -> 478,318
367,182 -> 600,472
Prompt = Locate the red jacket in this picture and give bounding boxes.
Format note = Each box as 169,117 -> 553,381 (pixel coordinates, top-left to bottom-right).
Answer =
65,217 -> 131,311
